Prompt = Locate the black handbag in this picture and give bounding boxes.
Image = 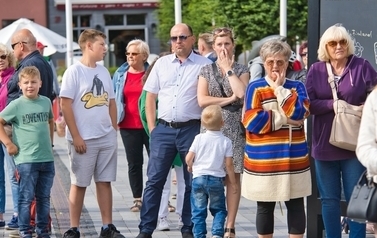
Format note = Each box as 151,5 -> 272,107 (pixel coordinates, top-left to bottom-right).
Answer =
347,170 -> 377,223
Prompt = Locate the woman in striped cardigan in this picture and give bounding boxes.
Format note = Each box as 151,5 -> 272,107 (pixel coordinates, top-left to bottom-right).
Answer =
242,39 -> 311,238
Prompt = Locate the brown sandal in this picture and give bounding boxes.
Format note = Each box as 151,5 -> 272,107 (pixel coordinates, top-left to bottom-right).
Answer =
224,228 -> 235,238
130,200 -> 142,212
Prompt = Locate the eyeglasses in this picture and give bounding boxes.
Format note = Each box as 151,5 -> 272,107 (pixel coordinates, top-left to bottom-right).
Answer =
300,52 -> 308,57
11,41 -> 27,50
126,52 -> 140,56
170,35 -> 192,42
213,27 -> 232,35
0,55 -> 6,60
327,39 -> 347,47
265,59 -> 286,67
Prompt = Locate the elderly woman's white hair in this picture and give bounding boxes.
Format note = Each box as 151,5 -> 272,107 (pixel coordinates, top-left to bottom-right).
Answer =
126,39 -> 150,62
259,39 -> 292,62
317,24 -> 355,62
0,43 -> 16,68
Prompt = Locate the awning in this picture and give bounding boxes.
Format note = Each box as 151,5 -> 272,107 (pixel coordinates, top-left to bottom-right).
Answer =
55,0 -> 158,10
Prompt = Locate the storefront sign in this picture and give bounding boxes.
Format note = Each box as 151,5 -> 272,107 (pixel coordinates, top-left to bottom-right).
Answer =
57,2 -> 158,10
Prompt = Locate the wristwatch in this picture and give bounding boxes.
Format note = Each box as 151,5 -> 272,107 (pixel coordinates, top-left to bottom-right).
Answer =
226,70 -> 234,77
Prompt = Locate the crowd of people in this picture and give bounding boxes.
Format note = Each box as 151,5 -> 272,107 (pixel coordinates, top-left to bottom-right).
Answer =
0,21 -> 376,238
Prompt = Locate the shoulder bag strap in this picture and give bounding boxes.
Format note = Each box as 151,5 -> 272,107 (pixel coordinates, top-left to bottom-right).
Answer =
326,62 -> 339,101
211,63 -> 228,98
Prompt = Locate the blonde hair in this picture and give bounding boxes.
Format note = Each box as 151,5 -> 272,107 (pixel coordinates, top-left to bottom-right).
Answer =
198,33 -> 213,49
317,24 -> 355,62
212,27 -> 235,44
0,43 -> 16,68
201,105 -> 223,130
78,29 -> 106,50
18,66 -> 41,82
126,39 -> 150,62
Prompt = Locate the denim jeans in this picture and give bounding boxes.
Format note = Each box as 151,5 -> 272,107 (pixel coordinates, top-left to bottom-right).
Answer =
139,123 -> 200,235
17,162 -> 55,237
191,175 -> 227,238
0,146 -> 5,214
315,158 -> 366,238
3,144 -> 18,214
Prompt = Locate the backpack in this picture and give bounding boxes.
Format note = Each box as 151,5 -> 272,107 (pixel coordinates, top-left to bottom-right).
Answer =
248,57 -> 265,81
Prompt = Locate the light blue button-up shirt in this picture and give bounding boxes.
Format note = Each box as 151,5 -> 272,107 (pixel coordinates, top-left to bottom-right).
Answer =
143,52 -> 212,122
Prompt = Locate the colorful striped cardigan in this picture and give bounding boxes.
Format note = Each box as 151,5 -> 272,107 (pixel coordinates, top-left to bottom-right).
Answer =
242,76 -> 311,201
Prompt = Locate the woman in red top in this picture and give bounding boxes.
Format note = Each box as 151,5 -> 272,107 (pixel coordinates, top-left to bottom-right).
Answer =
113,39 -> 150,212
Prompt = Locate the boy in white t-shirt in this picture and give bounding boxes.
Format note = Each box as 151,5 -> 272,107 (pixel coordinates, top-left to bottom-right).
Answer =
60,29 -> 124,238
185,105 -> 237,238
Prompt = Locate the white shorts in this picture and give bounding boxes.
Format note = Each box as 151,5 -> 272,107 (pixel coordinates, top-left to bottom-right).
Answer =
67,129 -> 117,187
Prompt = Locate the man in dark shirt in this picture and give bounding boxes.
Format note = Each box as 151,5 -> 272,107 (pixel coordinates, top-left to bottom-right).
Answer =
8,29 -> 53,104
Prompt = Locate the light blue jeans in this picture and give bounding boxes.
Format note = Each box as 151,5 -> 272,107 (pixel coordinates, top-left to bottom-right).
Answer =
3,144 -> 18,214
0,145 -> 5,214
315,158 -> 366,238
17,162 -> 55,237
191,175 -> 227,238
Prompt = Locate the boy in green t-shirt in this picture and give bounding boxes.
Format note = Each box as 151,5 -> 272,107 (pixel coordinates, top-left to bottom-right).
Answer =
0,66 -> 54,238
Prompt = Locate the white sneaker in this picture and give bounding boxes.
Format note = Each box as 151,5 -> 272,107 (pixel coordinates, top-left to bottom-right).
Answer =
177,215 -> 183,228
157,217 -> 170,231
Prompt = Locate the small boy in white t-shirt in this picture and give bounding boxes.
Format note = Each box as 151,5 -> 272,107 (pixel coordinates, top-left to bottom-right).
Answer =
186,105 -> 237,238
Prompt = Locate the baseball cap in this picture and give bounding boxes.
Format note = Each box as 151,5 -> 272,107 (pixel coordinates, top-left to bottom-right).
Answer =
37,42 -> 47,49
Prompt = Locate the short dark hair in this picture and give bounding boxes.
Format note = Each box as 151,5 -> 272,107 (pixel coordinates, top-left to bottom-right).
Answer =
299,41 -> 308,55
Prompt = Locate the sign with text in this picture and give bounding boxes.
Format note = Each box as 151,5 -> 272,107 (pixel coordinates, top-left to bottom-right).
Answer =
321,0 -> 377,69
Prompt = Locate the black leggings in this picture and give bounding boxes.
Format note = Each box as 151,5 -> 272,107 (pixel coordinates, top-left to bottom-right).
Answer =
119,128 -> 150,198
256,197 -> 306,235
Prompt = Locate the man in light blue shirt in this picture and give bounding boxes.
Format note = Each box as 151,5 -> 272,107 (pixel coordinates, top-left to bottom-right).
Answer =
136,23 -> 212,238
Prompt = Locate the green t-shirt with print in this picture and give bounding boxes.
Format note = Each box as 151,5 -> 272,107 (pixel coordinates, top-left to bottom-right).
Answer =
0,95 -> 54,165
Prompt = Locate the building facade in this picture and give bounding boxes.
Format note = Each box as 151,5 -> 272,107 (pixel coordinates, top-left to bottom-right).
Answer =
50,0 -> 160,67
0,0 -> 48,29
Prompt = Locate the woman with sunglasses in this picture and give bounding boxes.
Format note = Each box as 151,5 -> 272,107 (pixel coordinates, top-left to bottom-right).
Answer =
306,24 -> 377,238
242,39 -> 311,238
197,27 -> 249,238
113,39 -> 150,212
0,43 -> 16,227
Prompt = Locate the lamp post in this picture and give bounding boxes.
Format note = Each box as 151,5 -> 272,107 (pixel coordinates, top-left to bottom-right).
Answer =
65,0 -> 73,67
280,0 -> 287,37
175,0 -> 182,24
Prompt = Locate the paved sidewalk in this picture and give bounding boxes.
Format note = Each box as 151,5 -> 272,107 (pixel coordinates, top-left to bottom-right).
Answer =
0,132 -> 369,237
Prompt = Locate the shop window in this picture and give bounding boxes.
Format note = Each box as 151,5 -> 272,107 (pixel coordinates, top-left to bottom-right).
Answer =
126,14 -> 146,25
72,15 -> 91,42
104,15 -> 124,26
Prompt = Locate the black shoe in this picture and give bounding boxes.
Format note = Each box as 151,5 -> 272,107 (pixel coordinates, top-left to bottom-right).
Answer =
63,228 -> 81,238
182,232 -> 193,238
99,224 -> 125,238
135,232 -> 152,238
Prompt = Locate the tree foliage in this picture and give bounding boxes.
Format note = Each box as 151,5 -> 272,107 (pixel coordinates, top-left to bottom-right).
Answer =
156,0 -> 308,51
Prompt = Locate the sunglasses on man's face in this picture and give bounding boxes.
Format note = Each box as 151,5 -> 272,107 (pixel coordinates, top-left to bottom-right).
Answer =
170,35 -> 192,43
0,55 -> 6,60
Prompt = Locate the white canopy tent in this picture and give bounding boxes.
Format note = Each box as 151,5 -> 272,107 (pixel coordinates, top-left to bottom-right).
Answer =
0,18 -> 80,56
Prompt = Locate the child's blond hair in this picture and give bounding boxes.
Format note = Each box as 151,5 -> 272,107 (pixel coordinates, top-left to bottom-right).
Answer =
18,66 -> 41,82
201,105 -> 223,131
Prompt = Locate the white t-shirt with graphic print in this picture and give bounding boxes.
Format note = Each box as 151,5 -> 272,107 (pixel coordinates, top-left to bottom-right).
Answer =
60,61 -> 115,141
